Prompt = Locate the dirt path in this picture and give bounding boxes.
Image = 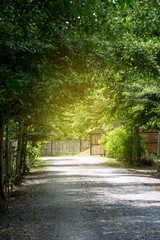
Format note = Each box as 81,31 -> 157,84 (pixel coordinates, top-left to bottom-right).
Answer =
0,156 -> 160,240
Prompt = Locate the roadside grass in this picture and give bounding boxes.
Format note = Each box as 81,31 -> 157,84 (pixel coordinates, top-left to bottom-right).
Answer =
104,158 -> 126,168
31,157 -> 47,170
104,157 -> 159,172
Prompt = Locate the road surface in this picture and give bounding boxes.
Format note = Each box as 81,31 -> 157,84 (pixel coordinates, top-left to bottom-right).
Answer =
0,156 -> 160,239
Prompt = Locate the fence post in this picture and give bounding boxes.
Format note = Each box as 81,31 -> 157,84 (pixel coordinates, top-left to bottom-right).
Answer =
51,141 -> 53,156
157,132 -> 160,157
79,138 -> 82,152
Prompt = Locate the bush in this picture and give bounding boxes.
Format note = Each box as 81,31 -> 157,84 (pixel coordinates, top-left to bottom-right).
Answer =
100,126 -> 146,166
103,127 -> 129,160
21,141 -> 41,174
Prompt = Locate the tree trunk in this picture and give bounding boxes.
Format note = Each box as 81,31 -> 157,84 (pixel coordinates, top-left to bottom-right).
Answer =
5,124 -> 9,177
51,140 -> 53,156
0,118 -> 5,199
15,119 -> 24,184
133,125 -> 141,165
80,137 -> 82,152
21,125 -> 29,175
129,127 -> 133,166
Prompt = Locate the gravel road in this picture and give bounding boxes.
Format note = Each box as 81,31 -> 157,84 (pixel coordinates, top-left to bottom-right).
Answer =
0,156 -> 160,240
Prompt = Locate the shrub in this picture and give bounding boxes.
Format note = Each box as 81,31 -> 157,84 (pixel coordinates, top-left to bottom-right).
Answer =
101,126 -> 130,160
100,126 -> 146,166
27,142 -> 41,167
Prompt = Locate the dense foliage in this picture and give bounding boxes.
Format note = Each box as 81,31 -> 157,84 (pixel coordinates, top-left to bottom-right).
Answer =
59,0 -> 160,164
0,0 -> 160,199
0,0 -> 100,198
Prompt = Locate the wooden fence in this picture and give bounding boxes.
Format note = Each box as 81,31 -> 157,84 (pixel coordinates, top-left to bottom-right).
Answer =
40,139 -> 90,156
41,132 -> 160,157
90,131 -> 160,156
140,132 -> 160,155
90,131 -> 104,155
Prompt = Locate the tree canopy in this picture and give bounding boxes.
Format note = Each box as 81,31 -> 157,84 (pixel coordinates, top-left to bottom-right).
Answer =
0,0 -> 160,198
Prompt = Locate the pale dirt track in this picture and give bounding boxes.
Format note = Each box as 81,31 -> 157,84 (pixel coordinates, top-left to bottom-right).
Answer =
0,156 -> 160,240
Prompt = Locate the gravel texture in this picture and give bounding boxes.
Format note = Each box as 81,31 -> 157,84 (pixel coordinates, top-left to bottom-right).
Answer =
0,156 -> 160,240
